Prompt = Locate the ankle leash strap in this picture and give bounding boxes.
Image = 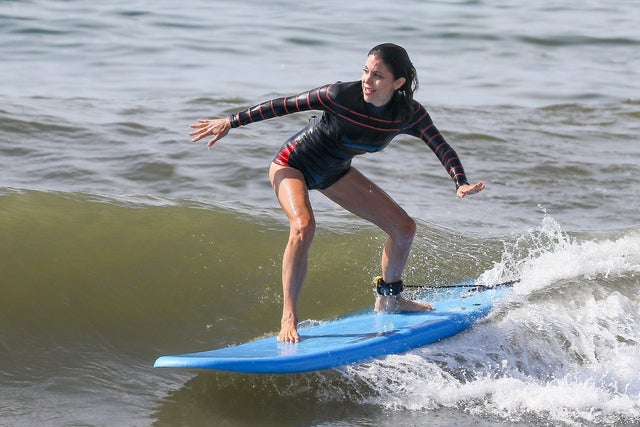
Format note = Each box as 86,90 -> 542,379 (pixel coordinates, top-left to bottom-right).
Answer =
375,277 -> 404,296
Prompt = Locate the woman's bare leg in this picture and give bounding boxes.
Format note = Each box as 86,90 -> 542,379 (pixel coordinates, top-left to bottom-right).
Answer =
269,162 -> 316,342
321,167 -> 433,312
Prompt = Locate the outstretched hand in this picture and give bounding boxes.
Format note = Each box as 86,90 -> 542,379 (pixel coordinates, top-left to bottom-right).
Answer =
189,118 -> 231,147
456,182 -> 485,198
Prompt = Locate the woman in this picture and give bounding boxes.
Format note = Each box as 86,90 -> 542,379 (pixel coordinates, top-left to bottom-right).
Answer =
189,43 -> 485,343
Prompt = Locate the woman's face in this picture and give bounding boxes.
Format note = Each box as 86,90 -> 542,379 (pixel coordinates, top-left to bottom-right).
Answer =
361,54 -> 406,107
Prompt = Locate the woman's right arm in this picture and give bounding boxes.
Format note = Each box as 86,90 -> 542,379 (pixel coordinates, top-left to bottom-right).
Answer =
229,83 -> 332,128
189,83 -> 335,147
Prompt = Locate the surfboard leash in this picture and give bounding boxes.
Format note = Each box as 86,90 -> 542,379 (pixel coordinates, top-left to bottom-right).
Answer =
404,279 -> 520,290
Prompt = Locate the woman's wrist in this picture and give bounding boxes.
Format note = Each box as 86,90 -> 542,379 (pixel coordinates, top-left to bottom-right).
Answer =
228,113 -> 240,128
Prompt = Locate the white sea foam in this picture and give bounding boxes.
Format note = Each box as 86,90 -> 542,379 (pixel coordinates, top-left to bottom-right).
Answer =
343,217 -> 640,425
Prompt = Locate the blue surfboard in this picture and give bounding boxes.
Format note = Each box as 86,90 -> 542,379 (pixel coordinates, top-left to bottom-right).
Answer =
154,282 -> 510,374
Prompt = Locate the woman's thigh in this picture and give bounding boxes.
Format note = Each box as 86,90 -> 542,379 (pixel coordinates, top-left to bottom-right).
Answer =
320,167 -> 412,236
269,162 -> 315,228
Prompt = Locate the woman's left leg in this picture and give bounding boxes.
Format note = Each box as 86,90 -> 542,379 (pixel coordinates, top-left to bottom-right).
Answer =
321,168 -> 433,312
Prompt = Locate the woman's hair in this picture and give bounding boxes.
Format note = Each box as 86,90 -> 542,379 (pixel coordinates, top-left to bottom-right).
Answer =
367,43 -> 419,121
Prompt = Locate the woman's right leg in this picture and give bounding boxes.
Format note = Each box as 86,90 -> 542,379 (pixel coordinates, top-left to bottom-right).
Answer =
269,162 -> 316,343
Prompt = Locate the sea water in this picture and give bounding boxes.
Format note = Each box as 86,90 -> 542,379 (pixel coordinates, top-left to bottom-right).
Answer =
1,0 -> 639,426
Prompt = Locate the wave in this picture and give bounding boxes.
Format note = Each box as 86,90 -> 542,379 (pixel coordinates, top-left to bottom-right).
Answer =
157,217 -> 640,427
517,35 -> 640,47
2,190 -> 639,426
346,219 -> 639,425
0,189 -> 500,350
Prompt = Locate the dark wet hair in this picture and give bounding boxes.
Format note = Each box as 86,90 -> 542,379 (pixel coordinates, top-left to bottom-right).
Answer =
368,43 -> 419,121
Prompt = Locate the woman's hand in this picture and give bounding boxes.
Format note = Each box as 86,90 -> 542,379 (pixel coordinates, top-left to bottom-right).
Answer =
456,182 -> 485,198
189,118 -> 231,147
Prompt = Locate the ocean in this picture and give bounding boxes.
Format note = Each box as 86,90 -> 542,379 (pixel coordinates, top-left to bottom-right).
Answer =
1,0 -> 639,426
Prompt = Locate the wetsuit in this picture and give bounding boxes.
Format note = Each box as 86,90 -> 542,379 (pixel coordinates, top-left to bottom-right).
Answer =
228,81 -> 470,190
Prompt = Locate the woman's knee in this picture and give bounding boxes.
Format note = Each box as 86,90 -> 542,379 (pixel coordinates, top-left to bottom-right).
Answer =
394,215 -> 416,243
290,215 -> 316,246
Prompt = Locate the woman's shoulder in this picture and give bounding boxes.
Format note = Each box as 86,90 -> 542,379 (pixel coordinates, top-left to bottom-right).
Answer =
409,100 -> 429,118
325,80 -> 361,97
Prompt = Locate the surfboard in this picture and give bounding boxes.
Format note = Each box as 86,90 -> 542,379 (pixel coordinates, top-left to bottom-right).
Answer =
153,281 -> 510,374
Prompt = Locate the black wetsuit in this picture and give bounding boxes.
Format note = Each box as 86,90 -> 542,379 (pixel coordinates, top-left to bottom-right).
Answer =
228,81 -> 470,190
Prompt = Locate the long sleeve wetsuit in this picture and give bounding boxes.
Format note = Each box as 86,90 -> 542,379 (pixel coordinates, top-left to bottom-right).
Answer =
228,81 -> 470,190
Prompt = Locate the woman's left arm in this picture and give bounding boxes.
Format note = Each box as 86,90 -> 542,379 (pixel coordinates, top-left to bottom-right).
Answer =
409,104 -> 484,197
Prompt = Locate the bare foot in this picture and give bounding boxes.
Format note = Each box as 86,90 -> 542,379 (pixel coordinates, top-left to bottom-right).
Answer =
277,312 -> 300,343
375,294 -> 434,313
